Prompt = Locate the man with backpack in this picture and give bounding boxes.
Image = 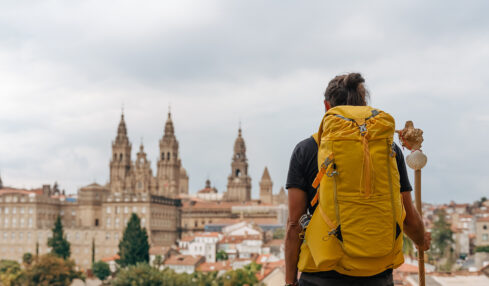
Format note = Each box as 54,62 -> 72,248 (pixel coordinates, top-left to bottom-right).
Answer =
284,73 -> 431,286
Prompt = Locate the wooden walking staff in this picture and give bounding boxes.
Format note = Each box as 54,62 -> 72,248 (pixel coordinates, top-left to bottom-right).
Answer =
396,121 -> 428,286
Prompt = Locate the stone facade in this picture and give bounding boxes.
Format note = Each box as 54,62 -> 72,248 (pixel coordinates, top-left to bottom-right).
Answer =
0,111 -> 288,269
224,128 -> 252,202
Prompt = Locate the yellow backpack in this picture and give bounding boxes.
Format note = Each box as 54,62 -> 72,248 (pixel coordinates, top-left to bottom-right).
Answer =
297,105 -> 406,277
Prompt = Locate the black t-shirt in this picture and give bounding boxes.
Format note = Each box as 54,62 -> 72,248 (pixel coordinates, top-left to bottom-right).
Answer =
286,136 -> 412,215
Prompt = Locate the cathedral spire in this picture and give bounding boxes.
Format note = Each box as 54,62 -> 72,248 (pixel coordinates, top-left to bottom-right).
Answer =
164,110 -> 175,137
115,112 -> 129,145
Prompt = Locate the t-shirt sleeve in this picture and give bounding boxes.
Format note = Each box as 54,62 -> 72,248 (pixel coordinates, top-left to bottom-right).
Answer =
394,143 -> 413,192
286,144 -> 307,191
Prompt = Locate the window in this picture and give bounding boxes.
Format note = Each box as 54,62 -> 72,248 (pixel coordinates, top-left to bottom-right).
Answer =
141,218 -> 145,227
115,218 -> 120,227
11,232 -> 15,240
116,207 -> 120,214
29,207 -> 33,214
141,207 -> 146,214
60,210 -> 64,216
12,207 -> 16,214
106,218 -> 111,227
75,232 -> 80,240
484,225 -> 487,230
28,218 -> 33,228
483,234 -> 488,241
27,232 -> 31,240
106,207 -> 111,214
4,218 -> 8,227
20,207 -> 24,214
167,152 -> 170,160
124,206 -> 128,214
105,232 -> 110,240
20,218 -> 25,227
3,232 -> 6,240
12,218 -> 16,227
19,232 -> 23,240
95,219 -> 99,226
4,207 -> 8,214
132,206 -> 137,212
71,210 -> 76,216
115,233 -> 119,241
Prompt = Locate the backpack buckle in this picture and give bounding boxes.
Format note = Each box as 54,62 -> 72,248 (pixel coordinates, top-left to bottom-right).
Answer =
359,124 -> 367,135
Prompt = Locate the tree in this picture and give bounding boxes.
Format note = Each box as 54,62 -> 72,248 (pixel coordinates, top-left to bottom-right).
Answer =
218,262 -> 261,286
153,255 -> 163,269
91,238 -> 96,264
216,250 -> 228,261
402,234 -> 414,258
22,253 -> 33,267
47,215 -> 71,259
430,210 -> 453,259
272,228 -> 285,239
24,254 -> 83,286
112,263 -> 166,286
117,213 -> 150,267
92,261 -> 111,282
0,260 -> 24,286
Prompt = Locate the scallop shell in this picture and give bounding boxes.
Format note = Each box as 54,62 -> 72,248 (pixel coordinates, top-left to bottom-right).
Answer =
406,150 -> 427,170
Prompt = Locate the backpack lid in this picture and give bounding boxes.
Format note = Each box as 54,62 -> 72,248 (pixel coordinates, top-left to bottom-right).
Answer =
326,105 -> 376,121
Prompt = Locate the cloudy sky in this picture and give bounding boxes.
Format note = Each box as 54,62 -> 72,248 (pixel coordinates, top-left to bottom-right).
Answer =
1,1 -> 488,204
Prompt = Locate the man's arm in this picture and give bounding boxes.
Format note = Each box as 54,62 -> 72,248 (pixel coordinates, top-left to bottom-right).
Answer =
285,188 -> 308,285
402,191 -> 431,250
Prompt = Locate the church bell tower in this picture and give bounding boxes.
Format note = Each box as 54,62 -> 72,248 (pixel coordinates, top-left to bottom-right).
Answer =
225,127 -> 252,201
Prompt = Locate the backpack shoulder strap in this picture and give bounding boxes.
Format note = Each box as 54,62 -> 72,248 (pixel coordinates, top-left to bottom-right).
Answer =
312,132 -> 319,145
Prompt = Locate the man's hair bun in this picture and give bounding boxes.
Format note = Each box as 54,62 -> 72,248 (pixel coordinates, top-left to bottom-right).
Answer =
343,73 -> 365,89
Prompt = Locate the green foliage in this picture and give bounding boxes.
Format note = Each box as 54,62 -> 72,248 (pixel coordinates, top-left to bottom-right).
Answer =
22,253 -> 33,267
272,228 -> 285,239
153,255 -> 163,269
112,263 -> 175,286
117,213 -> 150,267
24,254 -> 83,286
0,260 -> 24,286
430,209 -> 453,259
475,245 -> 489,253
91,238 -> 96,264
216,250 -> 228,261
48,215 -> 71,259
217,262 -> 261,286
92,260 -> 111,282
402,234 -> 414,258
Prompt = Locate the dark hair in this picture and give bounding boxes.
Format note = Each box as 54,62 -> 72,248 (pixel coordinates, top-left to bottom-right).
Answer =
324,73 -> 369,107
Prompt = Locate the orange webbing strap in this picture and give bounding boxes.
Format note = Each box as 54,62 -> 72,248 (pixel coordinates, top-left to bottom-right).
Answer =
312,153 -> 334,189
319,204 -> 336,230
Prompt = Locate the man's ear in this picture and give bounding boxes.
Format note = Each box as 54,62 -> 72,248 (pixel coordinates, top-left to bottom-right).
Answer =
324,100 -> 331,111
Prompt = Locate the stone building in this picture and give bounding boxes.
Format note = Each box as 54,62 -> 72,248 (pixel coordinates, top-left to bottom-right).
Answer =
0,110 -> 288,268
224,128 -> 252,202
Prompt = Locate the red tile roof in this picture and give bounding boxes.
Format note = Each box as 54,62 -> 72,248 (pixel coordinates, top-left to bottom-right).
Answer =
164,255 -> 204,266
197,261 -> 232,272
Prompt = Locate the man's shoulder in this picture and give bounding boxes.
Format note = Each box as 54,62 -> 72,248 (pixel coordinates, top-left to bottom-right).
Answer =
292,136 -> 317,157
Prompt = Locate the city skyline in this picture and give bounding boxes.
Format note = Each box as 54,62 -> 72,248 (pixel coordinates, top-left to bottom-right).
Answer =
1,1 -> 489,203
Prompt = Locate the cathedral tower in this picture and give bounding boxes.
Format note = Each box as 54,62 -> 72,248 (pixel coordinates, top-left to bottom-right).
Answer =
259,167 -> 273,204
225,127 -> 252,201
134,143 -> 155,194
110,113 -> 133,193
156,111 -> 187,198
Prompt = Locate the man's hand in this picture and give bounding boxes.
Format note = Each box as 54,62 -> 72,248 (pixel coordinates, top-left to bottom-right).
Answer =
417,232 -> 431,251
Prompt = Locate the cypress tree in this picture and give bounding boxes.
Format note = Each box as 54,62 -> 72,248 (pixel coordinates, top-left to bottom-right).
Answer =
117,213 -> 149,267
47,215 -> 71,259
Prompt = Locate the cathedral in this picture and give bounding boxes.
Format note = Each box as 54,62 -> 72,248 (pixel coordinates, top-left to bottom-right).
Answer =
109,112 -> 189,197
0,110 -> 287,269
